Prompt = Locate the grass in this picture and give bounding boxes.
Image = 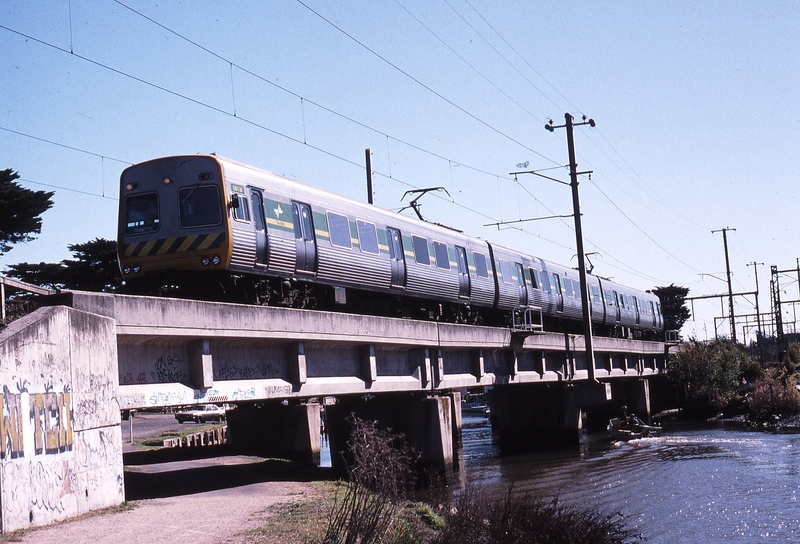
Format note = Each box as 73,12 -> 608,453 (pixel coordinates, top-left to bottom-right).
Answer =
242,481 -> 337,544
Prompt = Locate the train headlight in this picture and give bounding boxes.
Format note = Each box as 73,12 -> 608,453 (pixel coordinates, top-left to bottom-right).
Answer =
132,265 -> 142,273
211,255 -> 221,266
201,256 -> 211,266
123,266 -> 131,275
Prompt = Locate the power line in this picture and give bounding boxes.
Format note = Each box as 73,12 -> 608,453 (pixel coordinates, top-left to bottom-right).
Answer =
294,0 -> 558,165
2,12 -> 677,287
392,0 -> 543,122
108,1 -> 687,283
110,0 -> 535,182
0,126 -> 130,165
18,177 -> 117,201
586,175 -> 704,274
461,0 -> 581,115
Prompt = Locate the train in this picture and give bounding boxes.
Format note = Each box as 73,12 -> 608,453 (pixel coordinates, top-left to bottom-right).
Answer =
117,155 -> 664,339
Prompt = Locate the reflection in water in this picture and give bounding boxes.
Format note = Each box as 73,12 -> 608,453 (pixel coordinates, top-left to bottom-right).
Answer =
460,416 -> 800,543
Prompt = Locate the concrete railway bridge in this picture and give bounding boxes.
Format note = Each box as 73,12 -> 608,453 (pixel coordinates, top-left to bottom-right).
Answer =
0,288 -> 673,532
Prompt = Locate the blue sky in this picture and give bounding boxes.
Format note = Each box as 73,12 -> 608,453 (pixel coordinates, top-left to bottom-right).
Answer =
3,0 -> 799,341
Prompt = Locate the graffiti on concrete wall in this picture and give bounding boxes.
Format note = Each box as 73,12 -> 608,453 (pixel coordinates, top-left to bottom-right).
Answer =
0,385 -> 74,460
30,391 -> 73,456
148,390 -> 191,407
195,386 -> 258,403
151,355 -> 188,383
214,362 -> 280,381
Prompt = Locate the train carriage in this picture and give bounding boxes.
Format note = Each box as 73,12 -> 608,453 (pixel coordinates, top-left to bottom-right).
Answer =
119,155 -> 664,338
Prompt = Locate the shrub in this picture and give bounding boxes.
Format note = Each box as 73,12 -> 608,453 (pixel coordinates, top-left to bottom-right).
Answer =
748,376 -> 800,424
433,485 -> 641,544
324,416 -> 420,544
668,338 -> 747,413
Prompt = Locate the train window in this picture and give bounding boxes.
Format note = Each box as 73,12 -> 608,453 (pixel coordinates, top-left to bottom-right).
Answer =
591,285 -> 602,305
474,252 -> 488,278
529,268 -> 539,289
412,235 -> 430,265
179,185 -> 222,228
125,192 -> 160,234
540,271 -> 551,293
552,273 -> 562,294
574,281 -> 582,300
605,289 -> 614,306
233,196 -> 250,222
500,260 -> 514,284
327,212 -> 352,248
357,220 -> 379,254
563,278 -> 574,298
434,242 -> 450,270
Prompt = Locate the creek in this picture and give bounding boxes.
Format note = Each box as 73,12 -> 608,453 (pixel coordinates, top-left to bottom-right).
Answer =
460,415 -> 800,542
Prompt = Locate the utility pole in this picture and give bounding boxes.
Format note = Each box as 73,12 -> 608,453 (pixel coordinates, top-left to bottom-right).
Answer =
796,257 -> 800,299
365,148 -> 374,205
712,227 -> 737,342
747,261 -> 764,362
771,265 -> 784,348
746,262 -> 764,339
545,113 -> 597,382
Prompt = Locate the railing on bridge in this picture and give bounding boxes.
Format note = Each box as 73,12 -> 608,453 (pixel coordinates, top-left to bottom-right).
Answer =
512,305 -> 544,332
0,275 -> 57,324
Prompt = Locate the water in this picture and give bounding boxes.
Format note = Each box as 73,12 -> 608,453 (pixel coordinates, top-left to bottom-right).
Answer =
460,415 -> 800,542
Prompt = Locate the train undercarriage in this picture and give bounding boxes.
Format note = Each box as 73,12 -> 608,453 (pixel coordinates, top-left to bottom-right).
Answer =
124,270 -> 659,340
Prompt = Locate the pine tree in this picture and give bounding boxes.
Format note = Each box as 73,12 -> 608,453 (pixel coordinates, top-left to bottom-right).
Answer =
0,168 -> 54,256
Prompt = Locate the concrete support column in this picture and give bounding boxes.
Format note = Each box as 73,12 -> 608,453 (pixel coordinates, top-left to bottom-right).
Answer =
226,401 -> 320,464
326,393 -> 457,480
488,383 -> 610,453
287,342 -> 307,389
360,344 -> 377,385
449,391 -> 462,449
626,378 -> 651,421
188,338 -> 213,389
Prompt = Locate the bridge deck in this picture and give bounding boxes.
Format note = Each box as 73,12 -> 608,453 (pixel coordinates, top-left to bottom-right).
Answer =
54,291 -> 667,410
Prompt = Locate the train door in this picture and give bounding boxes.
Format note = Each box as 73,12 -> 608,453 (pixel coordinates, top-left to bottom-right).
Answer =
249,188 -> 268,266
456,246 -> 470,298
552,272 -> 564,313
613,290 -> 621,322
633,296 -> 641,326
387,227 -> 406,287
292,201 -> 316,273
516,263 -> 527,306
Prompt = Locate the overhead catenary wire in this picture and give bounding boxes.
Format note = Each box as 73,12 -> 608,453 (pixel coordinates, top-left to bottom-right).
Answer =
106,1 -> 699,282
2,5 -> 693,287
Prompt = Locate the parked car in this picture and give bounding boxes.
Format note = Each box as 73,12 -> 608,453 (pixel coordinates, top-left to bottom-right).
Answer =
174,404 -> 226,424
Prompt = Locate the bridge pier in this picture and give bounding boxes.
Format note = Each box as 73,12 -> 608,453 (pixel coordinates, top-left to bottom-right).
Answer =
488,382 -> 611,452
226,401 -> 321,464
326,392 -> 460,480
584,378 -> 656,432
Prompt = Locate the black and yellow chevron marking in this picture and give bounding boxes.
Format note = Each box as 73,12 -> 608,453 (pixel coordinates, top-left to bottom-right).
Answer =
123,232 -> 227,259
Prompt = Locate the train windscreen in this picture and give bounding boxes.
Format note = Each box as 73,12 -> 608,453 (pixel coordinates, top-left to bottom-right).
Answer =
125,193 -> 160,234
179,185 -> 222,228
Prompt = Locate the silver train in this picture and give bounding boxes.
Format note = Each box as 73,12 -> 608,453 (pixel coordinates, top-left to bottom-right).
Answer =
118,155 -> 664,338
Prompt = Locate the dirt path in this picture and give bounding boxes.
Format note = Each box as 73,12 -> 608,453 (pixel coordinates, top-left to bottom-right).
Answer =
13,453 -> 326,544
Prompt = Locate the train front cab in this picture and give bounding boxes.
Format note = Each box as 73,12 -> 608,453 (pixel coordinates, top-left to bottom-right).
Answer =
118,155 -> 232,287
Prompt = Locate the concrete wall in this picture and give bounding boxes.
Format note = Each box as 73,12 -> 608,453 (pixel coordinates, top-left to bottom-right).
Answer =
0,307 -> 124,532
